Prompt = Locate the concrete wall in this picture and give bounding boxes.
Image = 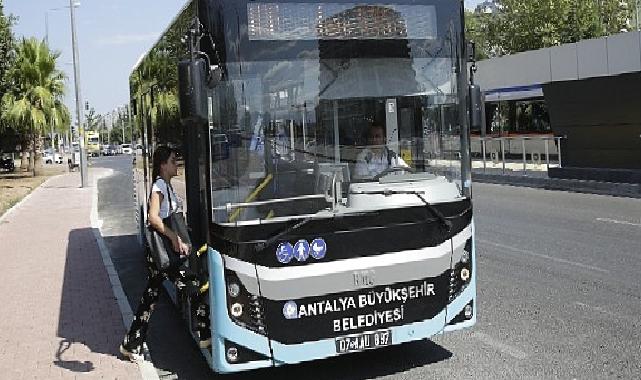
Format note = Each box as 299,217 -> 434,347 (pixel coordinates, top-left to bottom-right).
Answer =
475,31 -> 641,90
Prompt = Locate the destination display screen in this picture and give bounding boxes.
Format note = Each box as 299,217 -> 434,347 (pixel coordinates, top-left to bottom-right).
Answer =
247,3 -> 437,40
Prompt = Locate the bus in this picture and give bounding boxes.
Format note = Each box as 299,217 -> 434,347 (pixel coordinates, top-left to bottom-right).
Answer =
86,130 -> 100,157
131,0 -> 477,373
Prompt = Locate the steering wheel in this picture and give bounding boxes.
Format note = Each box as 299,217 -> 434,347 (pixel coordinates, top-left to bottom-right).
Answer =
373,166 -> 415,181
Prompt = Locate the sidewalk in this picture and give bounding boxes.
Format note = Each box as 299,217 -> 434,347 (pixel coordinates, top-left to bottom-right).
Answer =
472,171 -> 641,198
0,170 -> 139,379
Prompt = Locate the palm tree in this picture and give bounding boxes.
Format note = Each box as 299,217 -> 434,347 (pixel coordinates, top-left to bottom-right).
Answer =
49,98 -> 71,150
0,37 -> 68,175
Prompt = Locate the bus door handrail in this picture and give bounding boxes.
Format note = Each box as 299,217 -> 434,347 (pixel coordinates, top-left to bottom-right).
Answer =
213,194 -> 328,212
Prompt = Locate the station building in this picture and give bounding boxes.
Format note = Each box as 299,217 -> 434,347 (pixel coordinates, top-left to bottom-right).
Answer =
474,31 -> 641,182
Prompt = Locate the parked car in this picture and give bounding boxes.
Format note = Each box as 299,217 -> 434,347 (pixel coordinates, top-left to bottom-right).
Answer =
43,150 -> 63,164
101,144 -> 112,156
0,156 -> 15,172
121,144 -> 133,154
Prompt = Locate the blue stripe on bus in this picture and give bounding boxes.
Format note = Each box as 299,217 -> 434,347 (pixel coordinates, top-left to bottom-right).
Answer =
445,220 -> 477,331
208,248 -> 274,373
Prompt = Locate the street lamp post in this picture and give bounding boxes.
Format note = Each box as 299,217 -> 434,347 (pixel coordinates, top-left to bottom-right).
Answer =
127,104 -> 133,146
120,107 -> 125,145
69,0 -> 87,187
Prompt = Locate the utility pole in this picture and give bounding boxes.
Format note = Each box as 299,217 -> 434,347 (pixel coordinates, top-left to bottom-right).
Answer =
69,0 -> 87,187
127,104 -> 133,146
50,117 -> 55,153
120,106 -> 125,145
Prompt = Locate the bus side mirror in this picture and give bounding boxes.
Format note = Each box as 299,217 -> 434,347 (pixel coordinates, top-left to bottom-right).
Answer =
469,84 -> 483,132
178,58 -> 209,122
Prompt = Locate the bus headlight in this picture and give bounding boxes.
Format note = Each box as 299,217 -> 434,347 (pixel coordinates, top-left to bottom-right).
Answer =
230,303 -> 243,318
464,303 -> 473,319
227,282 -> 240,298
225,269 -> 266,335
450,238 -> 473,301
460,268 -> 470,282
226,347 -> 239,362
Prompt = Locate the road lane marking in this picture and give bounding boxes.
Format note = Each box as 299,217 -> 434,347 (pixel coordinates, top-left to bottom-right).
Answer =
478,239 -> 610,274
471,332 -> 528,360
596,218 -> 641,227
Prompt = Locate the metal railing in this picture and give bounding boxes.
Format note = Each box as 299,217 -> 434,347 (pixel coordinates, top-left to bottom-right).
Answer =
472,136 -> 564,175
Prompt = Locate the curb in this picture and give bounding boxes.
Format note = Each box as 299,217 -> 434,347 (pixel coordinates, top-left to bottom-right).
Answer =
472,173 -> 641,198
89,168 -> 160,380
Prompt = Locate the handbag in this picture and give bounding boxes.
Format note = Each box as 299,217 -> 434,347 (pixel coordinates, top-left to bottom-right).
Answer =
146,180 -> 192,271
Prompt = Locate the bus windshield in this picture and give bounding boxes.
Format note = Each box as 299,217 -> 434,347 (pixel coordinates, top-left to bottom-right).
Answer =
208,0 -> 465,224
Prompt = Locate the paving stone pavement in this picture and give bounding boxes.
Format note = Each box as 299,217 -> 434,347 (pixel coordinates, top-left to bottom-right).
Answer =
0,170 -> 140,379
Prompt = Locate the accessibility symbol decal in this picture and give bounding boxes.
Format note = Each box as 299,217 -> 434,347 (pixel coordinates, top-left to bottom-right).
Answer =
310,238 -> 327,260
283,301 -> 298,319
276,242 -> 294,264
294,240 -> 310,262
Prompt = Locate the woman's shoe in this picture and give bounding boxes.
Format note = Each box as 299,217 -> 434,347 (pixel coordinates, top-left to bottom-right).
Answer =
119,344 -> 145,364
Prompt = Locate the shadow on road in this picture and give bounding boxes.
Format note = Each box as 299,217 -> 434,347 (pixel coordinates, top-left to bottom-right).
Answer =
151,331 -> 452,380
55,228 -> 128,373
225,340 -> 452,380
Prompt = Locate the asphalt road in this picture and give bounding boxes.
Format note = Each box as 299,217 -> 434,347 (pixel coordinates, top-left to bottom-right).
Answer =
94,155 -> 641,379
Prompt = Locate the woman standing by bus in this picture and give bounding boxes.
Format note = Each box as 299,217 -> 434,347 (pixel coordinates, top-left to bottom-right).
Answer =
120,145 -> 208,362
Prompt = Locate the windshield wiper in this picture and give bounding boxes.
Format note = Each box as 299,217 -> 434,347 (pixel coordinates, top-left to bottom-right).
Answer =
349,189 -> 453,232
257,190 -> 453,252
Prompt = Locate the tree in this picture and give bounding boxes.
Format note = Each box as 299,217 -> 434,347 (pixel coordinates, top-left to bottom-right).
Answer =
466,0 -> 639,58
106,107 -> 133,146
1,38 -> 69,175
0,0 -> 17,153
85,106 -> 103,131
0,0 -> 15,99
465,10 -> 501,60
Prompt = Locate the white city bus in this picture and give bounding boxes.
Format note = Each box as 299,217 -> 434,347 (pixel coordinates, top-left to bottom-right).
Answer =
131,0 -> 476,373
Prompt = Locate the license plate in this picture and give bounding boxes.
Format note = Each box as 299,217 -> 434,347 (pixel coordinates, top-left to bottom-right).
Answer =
335,329 -> 392,353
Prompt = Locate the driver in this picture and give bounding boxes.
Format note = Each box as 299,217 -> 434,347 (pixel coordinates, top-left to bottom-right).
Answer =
354,124 -> 407,179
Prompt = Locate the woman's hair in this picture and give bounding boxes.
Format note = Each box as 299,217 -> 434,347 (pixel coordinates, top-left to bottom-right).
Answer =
151,145 -> 174,181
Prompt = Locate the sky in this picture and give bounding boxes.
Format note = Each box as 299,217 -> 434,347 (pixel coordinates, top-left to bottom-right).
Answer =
4,0 -> 484,118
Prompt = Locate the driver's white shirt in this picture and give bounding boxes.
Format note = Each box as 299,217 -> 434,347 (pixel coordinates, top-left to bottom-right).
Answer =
355,148 -> 407,178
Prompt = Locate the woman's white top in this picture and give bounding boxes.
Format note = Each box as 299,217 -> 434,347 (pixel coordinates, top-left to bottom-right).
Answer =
151,178 -> 180,218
